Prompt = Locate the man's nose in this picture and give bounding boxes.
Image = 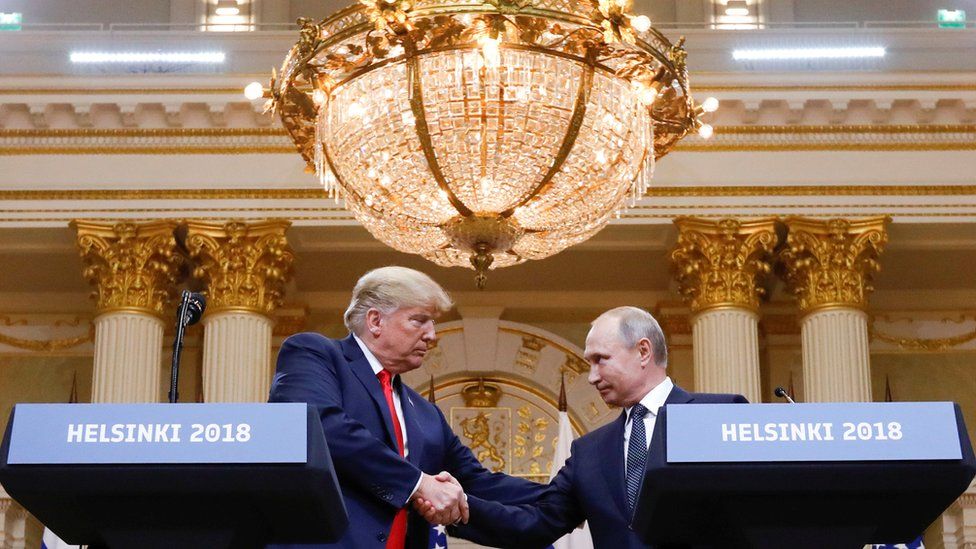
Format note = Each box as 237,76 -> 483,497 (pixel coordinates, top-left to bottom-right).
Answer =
422,323 -> 436,342
587,366 -> 599,386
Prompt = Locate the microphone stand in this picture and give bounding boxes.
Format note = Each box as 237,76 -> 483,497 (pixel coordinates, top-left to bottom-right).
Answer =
168,290 -> 193,404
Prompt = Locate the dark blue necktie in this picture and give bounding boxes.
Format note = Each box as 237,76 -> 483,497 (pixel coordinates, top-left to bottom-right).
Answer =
626,403 -> 649,513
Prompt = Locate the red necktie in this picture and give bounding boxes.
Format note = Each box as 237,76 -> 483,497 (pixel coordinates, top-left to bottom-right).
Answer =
377,369 -> 407,549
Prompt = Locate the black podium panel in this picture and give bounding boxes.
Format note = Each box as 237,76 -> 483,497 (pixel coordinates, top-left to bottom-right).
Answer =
0,405 -> 347,549
632,405 -> 976,549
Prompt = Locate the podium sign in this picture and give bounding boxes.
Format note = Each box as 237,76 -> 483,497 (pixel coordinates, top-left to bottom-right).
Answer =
633,401 -> 976,549
7,402 -> 307,464
667,402 -> 962,463
0,403 -> 347,549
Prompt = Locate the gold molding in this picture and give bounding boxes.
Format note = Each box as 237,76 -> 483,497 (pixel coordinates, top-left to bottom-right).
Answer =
677,143 -> 976,152
714,125 -> 976,134
0,88 -> 246,95
778,216 -> 890,316
696,84 -> 976,92
0,325 -> 93,351
0,185 -> 974,202
870,325 -> 976,351
184,220 -> 295,316
71,220 -> 184,316
671,217 -> 778,314
0,128 -> 283,137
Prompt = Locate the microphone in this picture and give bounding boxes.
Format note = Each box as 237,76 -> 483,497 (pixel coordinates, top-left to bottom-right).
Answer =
774,386 -> 796,404
169,290 -> 207,403
182,292 -> 207,327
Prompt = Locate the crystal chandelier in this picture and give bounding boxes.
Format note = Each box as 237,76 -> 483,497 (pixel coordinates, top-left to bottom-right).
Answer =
262,0 -> 715,286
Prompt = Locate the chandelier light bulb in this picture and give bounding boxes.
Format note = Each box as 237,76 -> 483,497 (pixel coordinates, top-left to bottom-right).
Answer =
631,15 -> 651,33
701,96 -> 719,112
638,86 -> 658,106
595,149 -> 607,164
478,35 -> 502,68
347,101 -> 366,118
312,89 -> 327,106
698,123 -> 714,139
243,81 -> 265,100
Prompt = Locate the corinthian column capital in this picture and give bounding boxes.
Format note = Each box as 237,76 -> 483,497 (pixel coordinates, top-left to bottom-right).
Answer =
71,220 -> 183,317
671,217 -> 779,314
778,216 -> 889,316
185,220 -> 295,316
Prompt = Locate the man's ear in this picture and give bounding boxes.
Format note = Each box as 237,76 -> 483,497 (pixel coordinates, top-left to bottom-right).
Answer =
637,338 -> 654,367
365,308 -> 383,337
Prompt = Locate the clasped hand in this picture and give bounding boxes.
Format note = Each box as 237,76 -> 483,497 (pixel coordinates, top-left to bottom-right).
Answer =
411,471 -> 469,525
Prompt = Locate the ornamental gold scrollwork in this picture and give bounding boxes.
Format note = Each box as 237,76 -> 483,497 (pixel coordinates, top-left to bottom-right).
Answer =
184,220 -> 295,316
778,216 -> 889,315
671,217 -> 778,314
71,220 -> 184,317
0,325 -> 93,351
869,325 -> 976,351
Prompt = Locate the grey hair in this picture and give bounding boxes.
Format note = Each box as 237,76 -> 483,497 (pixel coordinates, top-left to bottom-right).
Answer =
594,306 -> 668,367
343,266 -> 453,334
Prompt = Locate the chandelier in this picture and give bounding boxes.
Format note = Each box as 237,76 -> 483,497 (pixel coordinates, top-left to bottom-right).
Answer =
260,0 -> 715,287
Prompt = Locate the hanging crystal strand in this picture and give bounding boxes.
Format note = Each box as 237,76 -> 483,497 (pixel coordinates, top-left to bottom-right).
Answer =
314,107 -> 327,191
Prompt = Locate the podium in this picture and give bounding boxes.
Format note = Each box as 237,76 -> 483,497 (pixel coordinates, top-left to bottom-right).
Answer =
0,403 -> 348,549
632,402 -> 976,549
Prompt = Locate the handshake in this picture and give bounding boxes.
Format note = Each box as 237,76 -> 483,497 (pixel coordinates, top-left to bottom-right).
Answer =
410,471 -> 470,525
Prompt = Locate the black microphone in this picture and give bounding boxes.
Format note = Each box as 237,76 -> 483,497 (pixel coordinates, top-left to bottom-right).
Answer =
169,290 -> 207,403
182,292 -> 207,327
774,386 -> 796,404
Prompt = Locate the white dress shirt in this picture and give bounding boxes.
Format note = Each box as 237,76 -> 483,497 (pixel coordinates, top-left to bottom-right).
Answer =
353,334 -> 410,455
353,334 -> 425,499
623,376 -> 674,465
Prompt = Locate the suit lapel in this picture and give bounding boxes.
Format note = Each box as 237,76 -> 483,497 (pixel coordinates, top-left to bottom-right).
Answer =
600,411 -> 629,518
340,334 -> 399,451
397,382 -> 424,467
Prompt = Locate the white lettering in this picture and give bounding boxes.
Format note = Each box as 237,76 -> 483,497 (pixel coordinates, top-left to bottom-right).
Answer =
84,424 -> 98,442
721,423 -> 736,442
67,423 -> 83,442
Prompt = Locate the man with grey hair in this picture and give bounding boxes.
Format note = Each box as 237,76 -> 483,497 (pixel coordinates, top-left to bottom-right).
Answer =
269,266 -> 544,549
442,306 -> 748,548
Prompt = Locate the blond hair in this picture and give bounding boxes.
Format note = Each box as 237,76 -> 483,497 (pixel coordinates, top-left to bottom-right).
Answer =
343,266 -> 453,334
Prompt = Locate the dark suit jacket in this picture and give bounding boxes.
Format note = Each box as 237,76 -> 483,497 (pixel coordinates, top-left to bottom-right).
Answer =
457,385 -> 748,548
268,332 -> 545,549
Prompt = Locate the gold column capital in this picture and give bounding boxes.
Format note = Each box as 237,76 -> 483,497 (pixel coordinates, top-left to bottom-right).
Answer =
778,216 -> 889,316
71,220 -> 184,317
671,217 -> 779,314
184,220 -> 295,316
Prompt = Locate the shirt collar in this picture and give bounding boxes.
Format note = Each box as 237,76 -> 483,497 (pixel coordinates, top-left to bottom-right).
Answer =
626,376 -> 673,423
352,333 -> 385,376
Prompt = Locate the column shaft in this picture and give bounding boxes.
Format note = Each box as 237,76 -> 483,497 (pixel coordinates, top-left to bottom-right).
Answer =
800,308 -> 872,402
202,311 -> 273,402
693,308 -> 762,403
185,220 -> 294,403
92,311 -> 165,403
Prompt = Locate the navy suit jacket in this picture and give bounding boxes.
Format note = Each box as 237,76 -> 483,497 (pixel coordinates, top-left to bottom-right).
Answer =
268,332 -> 545,549
457,386 -> 748,548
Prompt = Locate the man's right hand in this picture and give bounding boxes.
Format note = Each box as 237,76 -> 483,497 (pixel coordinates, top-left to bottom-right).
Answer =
411,471 -> 469,525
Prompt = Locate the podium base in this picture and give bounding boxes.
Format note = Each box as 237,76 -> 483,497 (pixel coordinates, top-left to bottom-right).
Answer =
91,527 -> 263,549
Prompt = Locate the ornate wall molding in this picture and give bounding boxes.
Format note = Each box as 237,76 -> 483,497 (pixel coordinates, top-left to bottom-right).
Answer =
671,217 -> 778,314
778,216 -> 889,316
185,220 -> 295,315
72,220 -> 184,317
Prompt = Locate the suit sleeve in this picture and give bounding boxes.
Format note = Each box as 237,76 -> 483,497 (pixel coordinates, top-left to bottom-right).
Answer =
451,440 -> 585,548
269,333 -> 422,509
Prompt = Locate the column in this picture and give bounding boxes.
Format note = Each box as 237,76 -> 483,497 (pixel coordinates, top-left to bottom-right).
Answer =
185,220 -> 294,403
73,221 -> 183,403
671,217 -> 778,403
931,480 -> 976,548
0,486 -> 43,549
778,216 -> 889,403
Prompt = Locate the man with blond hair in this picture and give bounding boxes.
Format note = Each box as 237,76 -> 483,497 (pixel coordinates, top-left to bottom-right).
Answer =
442,306 -> 748,548
269,266 -> 544,549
